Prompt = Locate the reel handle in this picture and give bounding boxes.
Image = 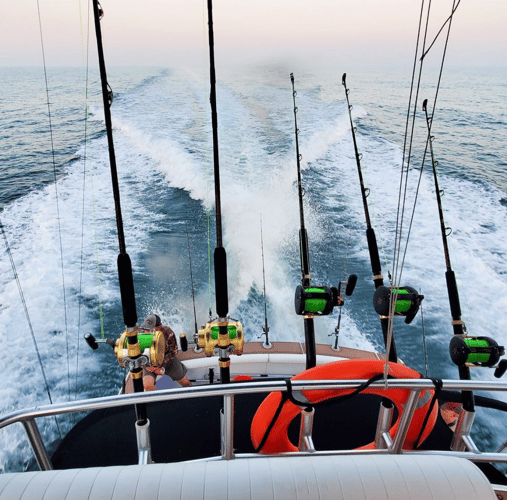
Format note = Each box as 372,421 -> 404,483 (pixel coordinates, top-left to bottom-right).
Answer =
495,359 -> 507,378
345,274 -> 357,296
84,332 -> 98,350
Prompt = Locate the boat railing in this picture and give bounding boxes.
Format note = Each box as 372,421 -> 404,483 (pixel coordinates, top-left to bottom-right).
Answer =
1,378 -> 507,471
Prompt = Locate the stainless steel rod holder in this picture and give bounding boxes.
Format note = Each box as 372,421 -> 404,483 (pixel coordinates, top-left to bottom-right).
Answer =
451,409 -> 475,452
221,394 -> 235,460
298,407 -> 315,452
375,402 -> 394,449
136,419 -> 152,464
391,390 -> 419,453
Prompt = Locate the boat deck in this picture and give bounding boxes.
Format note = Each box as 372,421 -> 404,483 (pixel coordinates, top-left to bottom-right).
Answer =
179,341 -> 385,361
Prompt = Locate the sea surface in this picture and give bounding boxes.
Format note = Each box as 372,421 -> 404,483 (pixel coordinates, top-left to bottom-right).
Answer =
1,64 -> 507,472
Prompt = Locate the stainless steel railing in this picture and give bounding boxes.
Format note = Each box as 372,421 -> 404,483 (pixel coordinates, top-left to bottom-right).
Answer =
1,378 -> 507,471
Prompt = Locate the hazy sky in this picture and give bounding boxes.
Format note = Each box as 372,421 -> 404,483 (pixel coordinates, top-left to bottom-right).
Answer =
1,0 -> 506,67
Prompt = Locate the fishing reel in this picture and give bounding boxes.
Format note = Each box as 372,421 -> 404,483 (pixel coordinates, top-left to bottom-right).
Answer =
450,335 -> 506,376
295,274 -> 357,316
197,318 -> 244,357
373,286 -> 424,324
84,330 -> 166,370
114,330 -> 166,369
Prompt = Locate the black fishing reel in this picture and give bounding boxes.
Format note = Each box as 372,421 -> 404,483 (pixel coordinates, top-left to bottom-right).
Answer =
450,336 -> 506,376
373,286 -> 424,324
295,274 -> 357,316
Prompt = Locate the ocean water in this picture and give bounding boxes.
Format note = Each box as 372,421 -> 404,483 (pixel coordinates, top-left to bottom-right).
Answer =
1,63 -> 507,472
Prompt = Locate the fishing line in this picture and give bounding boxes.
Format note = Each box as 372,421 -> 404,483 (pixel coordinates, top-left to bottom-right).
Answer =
76,0 -> 96,404
0,219 -> 62,438
83,0 -> 106,344
420,288 -> 430,378
387,0 -> 440,370
186,223 -> 199,338
390,0 -> 431,344
397,0 -> 460,284
36,0 -> 71,402
387,0 -> 461,379
420,0 -> 461,61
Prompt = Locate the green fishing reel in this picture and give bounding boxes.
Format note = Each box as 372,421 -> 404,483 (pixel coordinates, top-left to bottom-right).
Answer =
373,285 -> 424,324
295,275 -> 357,316
295,286 -> 337,315
449,336 -> 505,368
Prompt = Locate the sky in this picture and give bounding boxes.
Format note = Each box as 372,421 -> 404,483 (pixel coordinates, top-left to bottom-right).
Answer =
1,0 -> 506,68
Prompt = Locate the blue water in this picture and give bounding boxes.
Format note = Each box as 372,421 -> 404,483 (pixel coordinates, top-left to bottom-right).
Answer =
1,64 -> 507,472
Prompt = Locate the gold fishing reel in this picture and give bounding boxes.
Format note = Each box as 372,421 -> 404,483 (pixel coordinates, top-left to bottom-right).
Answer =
114,329 -> 165,368
198,319 -> 244,357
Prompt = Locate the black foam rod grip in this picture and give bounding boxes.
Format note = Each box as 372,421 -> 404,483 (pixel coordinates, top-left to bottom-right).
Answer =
117,253 -> 138,328
299,229 -> 310,277
366,228 -> 381,278
214,246 -> 229,318
445,270 -> 462,320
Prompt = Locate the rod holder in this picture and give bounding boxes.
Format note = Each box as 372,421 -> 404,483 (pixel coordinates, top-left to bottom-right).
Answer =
375,401 -> 394,449
391,390 -> 419,453
136,419 -> 152,464
221,394 -> 235,460
451,408 -> 475,452
298,407 -> 316,452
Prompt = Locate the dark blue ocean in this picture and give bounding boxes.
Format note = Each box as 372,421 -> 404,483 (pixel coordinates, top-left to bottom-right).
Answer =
1,64 -> 507,472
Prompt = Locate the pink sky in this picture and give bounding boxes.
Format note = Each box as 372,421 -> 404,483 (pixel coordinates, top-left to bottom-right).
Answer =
2,0 -> 506,67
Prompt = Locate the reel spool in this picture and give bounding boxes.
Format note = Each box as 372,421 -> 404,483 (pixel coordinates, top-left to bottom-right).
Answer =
114,331 -> 165,368
373,286 -> 424,324
295,275 -> 357,316
449,336 -> 505,368
295,286 -> 337,316
197,319 -> 244,357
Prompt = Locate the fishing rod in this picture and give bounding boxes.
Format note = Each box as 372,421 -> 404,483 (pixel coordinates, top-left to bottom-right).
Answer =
343,74 -> 424,363
204,0 -> 246,385
87,5 -> 166,461
259,215 -> 270,348
423,100 -> 506,419
291,73 -> 357,369
330,232 -> 357,350
291,73 -> 316,368
342,73 -> 397,362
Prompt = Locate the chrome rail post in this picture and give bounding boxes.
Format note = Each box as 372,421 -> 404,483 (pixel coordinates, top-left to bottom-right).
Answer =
462,435 -> 480,453
382,432 -> 393,449
298,407 -> 315,452
375,402 -> 394,449
451,409 -> 475,452
390,389 -> 419,453
495,438 -> 507,453
135,419 -> 152,464
22,419 -> 53,471
221,394 -> 235,460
